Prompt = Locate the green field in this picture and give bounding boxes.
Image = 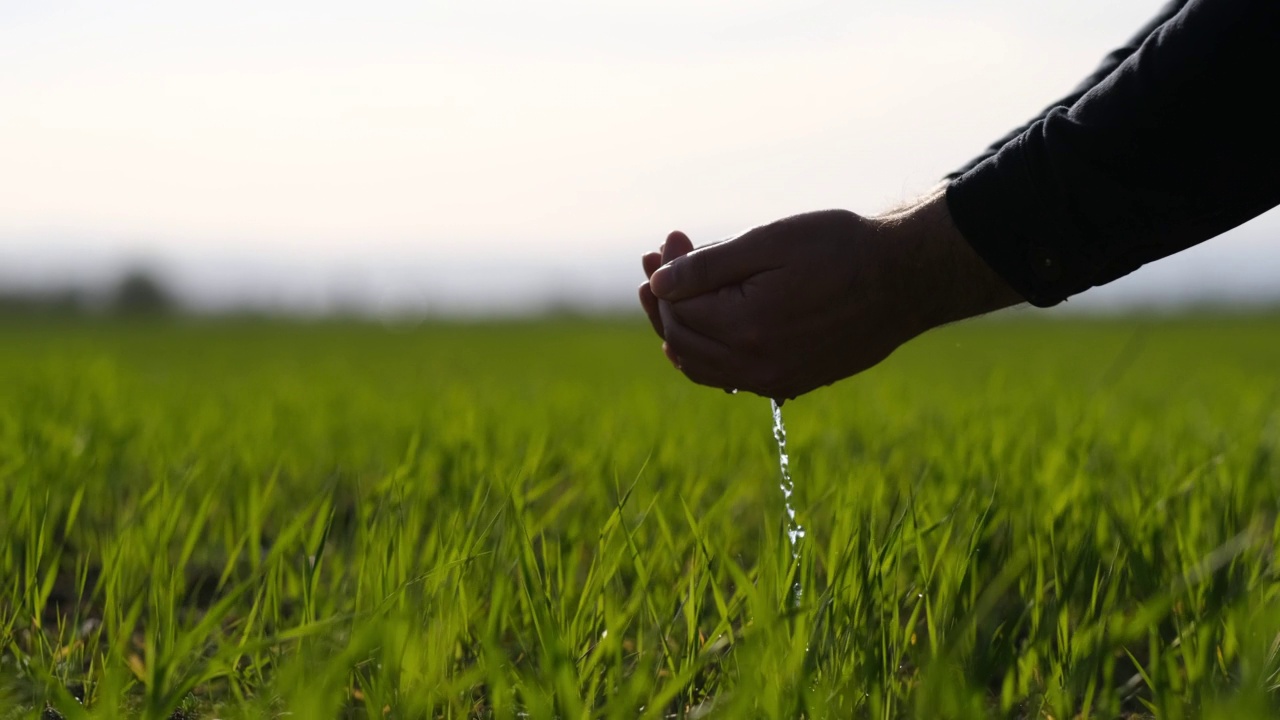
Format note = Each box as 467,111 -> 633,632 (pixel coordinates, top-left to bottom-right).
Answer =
3,314 -> 1280,719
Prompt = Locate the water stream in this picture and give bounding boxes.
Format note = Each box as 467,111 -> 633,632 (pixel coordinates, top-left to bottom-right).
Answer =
770,399 -> 805,605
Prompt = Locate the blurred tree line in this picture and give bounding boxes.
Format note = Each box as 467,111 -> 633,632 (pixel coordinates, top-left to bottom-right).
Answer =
0,269 -> 176,317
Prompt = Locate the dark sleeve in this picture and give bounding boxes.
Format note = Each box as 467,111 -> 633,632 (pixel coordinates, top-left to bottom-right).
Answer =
945,0 -> 1280,307
945,0 -> 1190,181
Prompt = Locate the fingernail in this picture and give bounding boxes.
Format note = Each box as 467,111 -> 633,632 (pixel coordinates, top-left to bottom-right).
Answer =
651,262 -> 677,297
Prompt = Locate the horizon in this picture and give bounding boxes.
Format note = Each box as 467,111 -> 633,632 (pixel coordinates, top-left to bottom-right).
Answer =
4,0 -> 1278,315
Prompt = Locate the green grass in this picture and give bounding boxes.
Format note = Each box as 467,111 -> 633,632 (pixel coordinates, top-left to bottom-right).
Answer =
3,313 -> 1280,719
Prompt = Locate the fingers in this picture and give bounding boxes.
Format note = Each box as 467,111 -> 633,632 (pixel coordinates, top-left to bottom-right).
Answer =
650,226 -> 778,302
663,316 -> 740,390
642,251 -> 662,279
667,284 -> 753,341
639,230 -> 694,335
646,230 -> 728,380
641,230 -> 691,337
638,282 -> 663,338
662,341 -> 679,366
641,230 -> 697,344
661,231 -> 694,265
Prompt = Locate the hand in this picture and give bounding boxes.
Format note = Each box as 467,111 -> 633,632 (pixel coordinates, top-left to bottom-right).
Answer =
639,190 -> 1021,400
639,230 -> 698,365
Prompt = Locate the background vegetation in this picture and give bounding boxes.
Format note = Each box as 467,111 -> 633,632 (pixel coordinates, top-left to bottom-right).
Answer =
3,314 -> 1280,718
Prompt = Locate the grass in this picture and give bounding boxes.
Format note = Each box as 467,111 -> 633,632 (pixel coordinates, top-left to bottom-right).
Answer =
2,313 -> 1280,718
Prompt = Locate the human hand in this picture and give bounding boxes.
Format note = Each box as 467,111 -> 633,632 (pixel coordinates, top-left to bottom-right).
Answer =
638,230 -> 696,364
639,190 -> 1021,400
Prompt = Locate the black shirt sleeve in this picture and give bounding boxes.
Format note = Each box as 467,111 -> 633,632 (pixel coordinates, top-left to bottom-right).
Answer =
945,0 -> 1280,307
946,0 -> 1190,181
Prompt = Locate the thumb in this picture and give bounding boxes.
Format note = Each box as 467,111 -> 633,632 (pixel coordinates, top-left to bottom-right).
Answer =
650,228 -> 772,302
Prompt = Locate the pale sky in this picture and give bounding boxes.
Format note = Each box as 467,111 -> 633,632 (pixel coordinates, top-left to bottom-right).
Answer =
3,0 -> 1278,313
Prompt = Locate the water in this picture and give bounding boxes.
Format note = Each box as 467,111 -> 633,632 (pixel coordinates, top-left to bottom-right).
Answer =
770,399 -> 805,604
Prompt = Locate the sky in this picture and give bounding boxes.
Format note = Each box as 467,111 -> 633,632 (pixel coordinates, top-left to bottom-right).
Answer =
2,0 -> 1278,314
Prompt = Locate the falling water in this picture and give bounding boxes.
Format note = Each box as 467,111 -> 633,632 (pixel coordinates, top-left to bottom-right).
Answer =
771,399 -> 805,604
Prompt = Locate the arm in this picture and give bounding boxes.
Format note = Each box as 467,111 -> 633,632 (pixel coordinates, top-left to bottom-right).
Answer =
639,0 -> 1280,398
950,0 -> 1280,306
946,0 -> 1190,180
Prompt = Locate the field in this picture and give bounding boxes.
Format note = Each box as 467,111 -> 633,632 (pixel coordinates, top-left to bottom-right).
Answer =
3,313 -> 1280,719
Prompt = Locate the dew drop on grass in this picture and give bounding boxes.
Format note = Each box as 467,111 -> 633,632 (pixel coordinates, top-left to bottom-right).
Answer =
771,399 -> 805,606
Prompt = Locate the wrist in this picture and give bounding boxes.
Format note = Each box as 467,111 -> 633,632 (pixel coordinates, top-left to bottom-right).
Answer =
872,187 -> 1022,334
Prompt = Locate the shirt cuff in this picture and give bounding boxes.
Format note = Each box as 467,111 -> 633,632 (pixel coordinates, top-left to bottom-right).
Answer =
945,136 -> 1094,308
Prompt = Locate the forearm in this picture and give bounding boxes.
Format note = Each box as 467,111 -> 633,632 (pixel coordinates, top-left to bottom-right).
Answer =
949,0 -> 1280,307
947,0 -> 1190,180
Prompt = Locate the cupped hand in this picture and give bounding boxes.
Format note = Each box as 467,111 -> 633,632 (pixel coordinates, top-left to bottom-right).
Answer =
638,192 -> 1021,400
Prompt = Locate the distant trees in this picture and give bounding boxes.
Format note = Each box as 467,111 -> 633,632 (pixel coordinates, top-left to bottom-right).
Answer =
111,270 -> 174,316
0,289 -> 85,315
0,268 -> 177,317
